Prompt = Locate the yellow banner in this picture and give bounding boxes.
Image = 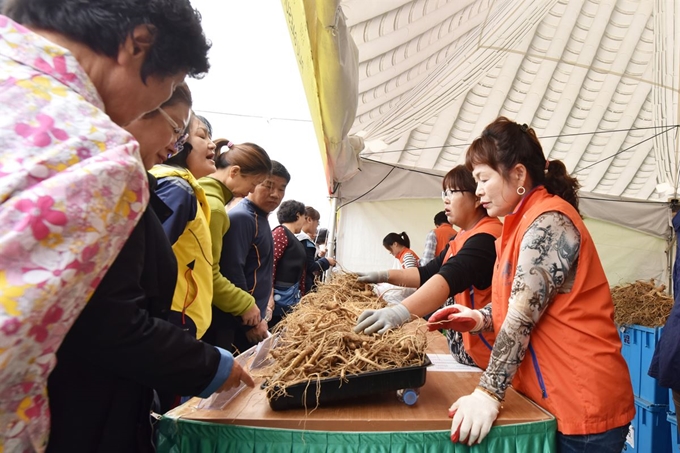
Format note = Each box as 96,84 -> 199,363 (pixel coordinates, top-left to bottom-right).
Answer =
280,0 -> 360,193
280,0 -> 330,187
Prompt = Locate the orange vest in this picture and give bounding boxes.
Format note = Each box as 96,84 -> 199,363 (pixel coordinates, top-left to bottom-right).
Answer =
434,223 -> 457,256
443,216 -> 502,369
492,186 -> 634,435
395,247 -> 419,268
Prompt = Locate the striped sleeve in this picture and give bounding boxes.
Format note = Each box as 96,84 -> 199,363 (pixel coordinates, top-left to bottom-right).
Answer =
401,252 -> 418,269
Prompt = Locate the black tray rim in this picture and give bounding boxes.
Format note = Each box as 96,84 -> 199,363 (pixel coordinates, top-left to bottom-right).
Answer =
266,355 -> 432,395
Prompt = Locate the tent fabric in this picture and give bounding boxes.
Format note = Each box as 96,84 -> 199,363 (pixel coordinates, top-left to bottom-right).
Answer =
280,0 -> 361,191
337,198 -> 668,286
282,0 -> 677,287
156,417 -> 557,452
341,0 -> 680,205
285,0 -> 680,212
339,159 -> 673,238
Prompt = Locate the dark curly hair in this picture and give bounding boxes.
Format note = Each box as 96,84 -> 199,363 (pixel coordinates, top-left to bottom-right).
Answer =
277,200 -> 305,224
465,117 -> 580,212
4,0 -> 211,80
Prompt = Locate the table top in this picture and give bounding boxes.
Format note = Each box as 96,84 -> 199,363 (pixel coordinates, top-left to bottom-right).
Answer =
166,331 -> 553,432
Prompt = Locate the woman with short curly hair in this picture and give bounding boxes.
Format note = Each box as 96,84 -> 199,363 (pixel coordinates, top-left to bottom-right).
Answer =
0,0 -> 213,448
270,200 -> 307,327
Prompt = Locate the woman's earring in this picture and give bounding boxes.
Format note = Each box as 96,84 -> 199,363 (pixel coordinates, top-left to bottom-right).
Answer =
517,186 -> 526,196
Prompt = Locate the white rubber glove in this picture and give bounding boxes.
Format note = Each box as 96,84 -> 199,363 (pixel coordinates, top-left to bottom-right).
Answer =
354,304 -> 411,335
427,304 -> 484,332
449,388 -> 501,446
356,270 -> 389,284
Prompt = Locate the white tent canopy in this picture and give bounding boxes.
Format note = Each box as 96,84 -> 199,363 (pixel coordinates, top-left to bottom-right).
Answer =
283,0 -> 678,285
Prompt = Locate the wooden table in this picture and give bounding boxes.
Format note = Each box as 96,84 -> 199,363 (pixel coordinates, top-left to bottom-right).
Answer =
158,332 -> 556,452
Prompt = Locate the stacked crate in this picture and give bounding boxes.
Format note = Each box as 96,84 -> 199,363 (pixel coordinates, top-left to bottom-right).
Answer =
620,325 -> 672,453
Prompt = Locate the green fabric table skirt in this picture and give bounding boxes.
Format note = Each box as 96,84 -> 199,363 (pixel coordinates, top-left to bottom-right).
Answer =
156,418 -> 556,453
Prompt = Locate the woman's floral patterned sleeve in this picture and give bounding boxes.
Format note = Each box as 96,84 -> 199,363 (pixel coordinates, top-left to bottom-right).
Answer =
478,212 -> 581,400
0,20 -> 150,445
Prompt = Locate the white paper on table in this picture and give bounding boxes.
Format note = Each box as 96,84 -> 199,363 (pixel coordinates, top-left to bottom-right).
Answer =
250,331 -> 279,371
427,353 -> 483,372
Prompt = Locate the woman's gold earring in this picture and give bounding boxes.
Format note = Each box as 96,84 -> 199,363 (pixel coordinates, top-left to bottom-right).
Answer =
517,186 -> 526,196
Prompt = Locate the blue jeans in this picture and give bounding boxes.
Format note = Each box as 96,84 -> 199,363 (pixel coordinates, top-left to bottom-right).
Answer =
556,424 -> 630,453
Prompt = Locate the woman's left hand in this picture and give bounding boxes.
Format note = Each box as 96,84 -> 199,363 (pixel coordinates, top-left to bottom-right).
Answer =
448,389 -> 501,445
241,304 -> 261,326
427,305 -> 482,332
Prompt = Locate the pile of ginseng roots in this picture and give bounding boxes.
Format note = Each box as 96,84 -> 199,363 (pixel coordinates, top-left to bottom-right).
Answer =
611,279 -> 673,327
255,273 -> 428,402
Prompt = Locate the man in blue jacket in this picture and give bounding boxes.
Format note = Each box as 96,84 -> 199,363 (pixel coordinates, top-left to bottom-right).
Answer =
649,210 -> 680,424
204,161 -> 290,353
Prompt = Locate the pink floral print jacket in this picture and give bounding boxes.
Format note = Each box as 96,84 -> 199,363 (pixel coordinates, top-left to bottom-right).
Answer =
0,16 -> 148,452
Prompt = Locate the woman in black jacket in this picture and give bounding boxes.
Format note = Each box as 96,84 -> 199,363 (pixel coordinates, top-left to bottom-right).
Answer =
269,200 -> 307,328
296,206 -> 335,292
47,85 -> 253,453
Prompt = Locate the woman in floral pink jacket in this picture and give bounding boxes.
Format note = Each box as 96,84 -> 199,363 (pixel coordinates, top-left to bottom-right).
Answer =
0,0 -> 210,450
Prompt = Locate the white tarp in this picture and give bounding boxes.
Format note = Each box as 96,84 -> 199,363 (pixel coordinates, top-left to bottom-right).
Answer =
283,0 -> 679,286
337,198 -> 669,287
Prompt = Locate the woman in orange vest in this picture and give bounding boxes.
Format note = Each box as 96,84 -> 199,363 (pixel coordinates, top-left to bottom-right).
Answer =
429,117 -> 634,451
382,231 -> 420,268
355,166 -> 502,369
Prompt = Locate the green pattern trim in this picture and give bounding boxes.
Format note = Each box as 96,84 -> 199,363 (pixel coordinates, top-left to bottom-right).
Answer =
156,417 -> 556,452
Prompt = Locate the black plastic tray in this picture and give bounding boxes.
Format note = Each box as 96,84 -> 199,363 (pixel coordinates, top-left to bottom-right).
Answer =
267,357 -> 431,411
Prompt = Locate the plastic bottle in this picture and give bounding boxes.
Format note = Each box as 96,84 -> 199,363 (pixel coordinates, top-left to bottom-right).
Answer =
396,388 -> 420,406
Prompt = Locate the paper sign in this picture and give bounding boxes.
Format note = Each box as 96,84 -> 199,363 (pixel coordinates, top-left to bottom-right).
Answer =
426,353 -> 483,372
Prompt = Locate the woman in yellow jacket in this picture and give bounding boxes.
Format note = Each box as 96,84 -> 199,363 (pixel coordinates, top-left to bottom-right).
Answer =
150,114 -> 217,339
430,117 -> 634,452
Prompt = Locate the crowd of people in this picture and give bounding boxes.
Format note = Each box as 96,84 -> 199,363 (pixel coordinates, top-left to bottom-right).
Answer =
0,0 -> 334,451
1,1 -> 678,453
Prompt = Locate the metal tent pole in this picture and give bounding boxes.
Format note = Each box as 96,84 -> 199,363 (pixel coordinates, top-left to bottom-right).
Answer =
327,195 -> 339,259
324,195 -> 339,281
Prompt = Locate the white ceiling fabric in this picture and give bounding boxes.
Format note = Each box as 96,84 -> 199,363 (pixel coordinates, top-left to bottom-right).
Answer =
320,0 -> 679,236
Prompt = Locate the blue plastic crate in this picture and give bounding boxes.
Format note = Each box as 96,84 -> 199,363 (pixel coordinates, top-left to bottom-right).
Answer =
668,413 -> 679,451
671,389 -> 677,415
619,325 -> 668,405
622,398 -> 671,453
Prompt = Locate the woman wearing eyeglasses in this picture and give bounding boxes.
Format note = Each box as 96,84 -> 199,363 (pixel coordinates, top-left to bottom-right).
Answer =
148,114 -> 217,344
126,91 -> 191,169
47,85 -> 253,452
354,165 -> 501,370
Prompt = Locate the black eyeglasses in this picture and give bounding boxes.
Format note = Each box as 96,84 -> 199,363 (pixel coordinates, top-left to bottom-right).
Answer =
441,189 -> 470,201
